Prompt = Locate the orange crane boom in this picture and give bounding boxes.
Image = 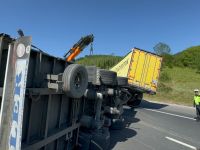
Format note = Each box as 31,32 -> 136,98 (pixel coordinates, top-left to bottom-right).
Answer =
64,34 -> 94,62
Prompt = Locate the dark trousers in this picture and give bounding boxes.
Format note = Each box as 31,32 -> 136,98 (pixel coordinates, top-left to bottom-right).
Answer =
196,105 -> 200,118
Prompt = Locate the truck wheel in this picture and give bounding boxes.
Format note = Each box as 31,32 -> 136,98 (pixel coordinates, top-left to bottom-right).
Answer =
133,99 -> 142,106
62,64 -> 88,98
127,93 -> 143,107
86,66 -> 97,84
117,77 -> 128,86
135,92 -> 143,106
97,69 -> 117,86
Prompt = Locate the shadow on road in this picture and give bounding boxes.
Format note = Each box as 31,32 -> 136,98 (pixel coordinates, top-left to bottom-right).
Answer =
109,100 -> 168,149
123,106 -> 140,127
109,127 -> 137,149
140,100 -> 168,109
109,106 -> 139,149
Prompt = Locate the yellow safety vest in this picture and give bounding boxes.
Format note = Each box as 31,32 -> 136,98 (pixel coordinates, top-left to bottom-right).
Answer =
194,95 -> 200,105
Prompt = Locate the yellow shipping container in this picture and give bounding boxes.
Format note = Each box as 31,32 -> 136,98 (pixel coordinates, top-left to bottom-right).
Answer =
110,47 -> 162,94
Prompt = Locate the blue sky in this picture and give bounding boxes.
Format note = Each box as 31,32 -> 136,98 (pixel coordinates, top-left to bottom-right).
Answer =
1,0 -> 200,58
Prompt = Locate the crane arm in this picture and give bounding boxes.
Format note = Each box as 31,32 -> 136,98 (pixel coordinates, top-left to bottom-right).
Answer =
64,34 -> 94,62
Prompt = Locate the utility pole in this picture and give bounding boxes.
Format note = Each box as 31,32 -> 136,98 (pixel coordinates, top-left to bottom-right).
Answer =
90,42 -> 93,55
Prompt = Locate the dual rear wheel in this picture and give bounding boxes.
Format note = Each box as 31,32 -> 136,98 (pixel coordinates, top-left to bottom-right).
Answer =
62,64 -> 88,98
127,92 -> 143,107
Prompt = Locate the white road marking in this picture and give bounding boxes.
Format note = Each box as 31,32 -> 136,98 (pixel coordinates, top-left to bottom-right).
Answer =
165,136 -> 197,150
144,108 -> 196,120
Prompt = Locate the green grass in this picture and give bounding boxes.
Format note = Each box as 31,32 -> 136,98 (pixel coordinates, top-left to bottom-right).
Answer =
76,55 -> 122,69
144,67 -> 200,106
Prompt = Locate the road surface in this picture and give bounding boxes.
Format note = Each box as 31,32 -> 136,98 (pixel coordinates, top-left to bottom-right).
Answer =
110,100 -> 200,150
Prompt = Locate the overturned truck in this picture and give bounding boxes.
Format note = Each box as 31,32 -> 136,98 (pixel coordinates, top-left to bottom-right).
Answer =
111,48 -> 162,107
0,33 -> 162,150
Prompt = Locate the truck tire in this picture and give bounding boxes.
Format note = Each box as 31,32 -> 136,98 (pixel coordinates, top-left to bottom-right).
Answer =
110,117 -> 125,130
86,66 -> 97,84
127,93 -> 143,107
97,69 -> 117,86
134,92 -> 143,106
62,64 -> 88,98
132,99 -> 142,107
117,77 -> 128,86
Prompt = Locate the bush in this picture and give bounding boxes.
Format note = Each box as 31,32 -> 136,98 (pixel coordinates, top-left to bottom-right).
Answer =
162,54 -> 174,68
157,82 -> 172,93
196,63 -> 200,74
159,71 -> 171,82
174,46 -> 200,69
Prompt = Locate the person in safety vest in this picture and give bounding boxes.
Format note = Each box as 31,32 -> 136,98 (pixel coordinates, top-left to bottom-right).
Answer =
193,89 -> 200,121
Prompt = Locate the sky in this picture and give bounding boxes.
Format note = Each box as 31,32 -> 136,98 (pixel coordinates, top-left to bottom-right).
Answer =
1,0 -> 200,58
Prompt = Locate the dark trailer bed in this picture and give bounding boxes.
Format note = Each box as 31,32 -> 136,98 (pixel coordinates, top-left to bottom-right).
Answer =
0,34 -> 81,150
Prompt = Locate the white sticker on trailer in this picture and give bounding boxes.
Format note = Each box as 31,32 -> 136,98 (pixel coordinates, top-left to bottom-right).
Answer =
9,59 -> 28,150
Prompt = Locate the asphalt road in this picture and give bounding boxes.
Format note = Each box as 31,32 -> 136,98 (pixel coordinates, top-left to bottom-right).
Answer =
110,100 -> 200,150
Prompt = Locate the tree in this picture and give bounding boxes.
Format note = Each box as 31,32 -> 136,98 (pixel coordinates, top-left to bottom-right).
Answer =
153,42 -> 171,55
162,53 -> 174,68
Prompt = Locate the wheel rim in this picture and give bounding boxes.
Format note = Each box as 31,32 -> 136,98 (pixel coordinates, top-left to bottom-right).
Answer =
74,73 -> 82,89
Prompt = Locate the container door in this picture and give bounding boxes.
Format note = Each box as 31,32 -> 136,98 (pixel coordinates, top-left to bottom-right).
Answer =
128,49 -> 146,87
140,54 -> 161,92
147,55 -> 162,92
128,48 -> 162,93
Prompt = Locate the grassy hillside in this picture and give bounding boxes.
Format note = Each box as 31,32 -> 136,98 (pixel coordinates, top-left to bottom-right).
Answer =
145,67 -> 200,106
76,55 -> 122,69
173,45 -> 200,68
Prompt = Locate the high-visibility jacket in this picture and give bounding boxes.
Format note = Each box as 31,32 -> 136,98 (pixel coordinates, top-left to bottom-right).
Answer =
194,95 -> 200,105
